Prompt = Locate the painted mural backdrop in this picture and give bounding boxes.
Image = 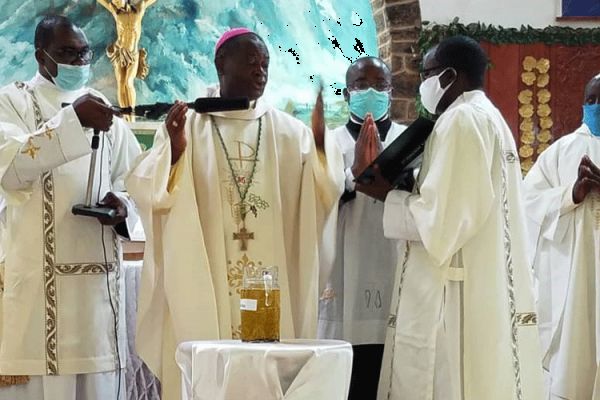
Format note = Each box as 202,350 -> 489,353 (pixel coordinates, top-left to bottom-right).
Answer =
0,0 -> 377,126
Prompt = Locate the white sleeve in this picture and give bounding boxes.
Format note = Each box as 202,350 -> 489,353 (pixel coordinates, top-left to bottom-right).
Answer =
407,108 -> 497,267
344,167 -> 356,191
522,141 -> 578,259
109,118 -> 142,240
1,106 -> 91,190
383,189 -> 421,241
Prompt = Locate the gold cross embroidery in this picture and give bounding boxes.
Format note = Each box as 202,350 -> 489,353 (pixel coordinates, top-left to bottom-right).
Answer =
21,138 -> 41,159
233,226 -> 254,251
43,125 -> 55,140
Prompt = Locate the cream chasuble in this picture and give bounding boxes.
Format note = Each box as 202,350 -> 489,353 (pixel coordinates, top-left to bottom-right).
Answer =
378,91 -> 544,400
0,74 -> 141,379
126,89 -> 344,400
523,124 -> 600,400
213,115 -> 277,338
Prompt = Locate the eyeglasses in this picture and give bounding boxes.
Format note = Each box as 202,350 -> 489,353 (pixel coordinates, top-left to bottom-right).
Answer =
420,65 -> 444,81
348,82 -> 392,92
44,48 -> 94,64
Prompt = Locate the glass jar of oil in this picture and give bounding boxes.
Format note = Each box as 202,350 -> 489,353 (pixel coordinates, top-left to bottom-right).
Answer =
240,266 -> 280,342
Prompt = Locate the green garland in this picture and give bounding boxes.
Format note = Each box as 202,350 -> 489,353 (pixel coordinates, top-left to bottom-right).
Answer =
418,17 -> 600,54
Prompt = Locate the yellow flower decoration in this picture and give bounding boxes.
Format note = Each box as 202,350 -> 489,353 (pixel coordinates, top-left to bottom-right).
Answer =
539,117 -> 553,129
537,104 -> 552,117
518,90 -> 533,104
519,104 -> 534,118
519,144 -> 534,158
520,118 -> 534,132
537,143 -> 550,154
521,158 -> 534,174
522,56 -> 537,72
520,132 -> 535,145
521,72 -> 536,86
537,129 -> 552,143
537,73 -> 550,87
536,58 -> 550,74
517,56 -> 552,174
537,89 -> 551,104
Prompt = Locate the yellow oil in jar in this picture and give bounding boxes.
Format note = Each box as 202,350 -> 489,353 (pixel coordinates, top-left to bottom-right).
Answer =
240,288 -> 280,342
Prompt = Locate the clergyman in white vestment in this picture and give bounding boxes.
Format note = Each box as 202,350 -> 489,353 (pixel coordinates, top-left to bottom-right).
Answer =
318,56 -> 406,399
357,36 -> 544,400
126,28 -> 344,400
0,16 -> 141,400
523,74 -> 600,400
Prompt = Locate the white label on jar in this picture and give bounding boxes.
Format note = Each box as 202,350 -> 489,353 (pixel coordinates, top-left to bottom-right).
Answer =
240,299 -> 258,311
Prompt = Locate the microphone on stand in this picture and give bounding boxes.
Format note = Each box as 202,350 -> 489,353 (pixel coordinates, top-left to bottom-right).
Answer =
115,97 -> 250,119
71,129 -> 117,219
65,96 -> 249,221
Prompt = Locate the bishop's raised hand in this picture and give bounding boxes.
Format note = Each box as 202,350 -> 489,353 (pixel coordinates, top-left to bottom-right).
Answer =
166,100 -> 188,165
311,82 -> 325,151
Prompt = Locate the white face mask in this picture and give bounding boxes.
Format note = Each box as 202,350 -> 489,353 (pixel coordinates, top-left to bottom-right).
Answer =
419,68 -> 455,115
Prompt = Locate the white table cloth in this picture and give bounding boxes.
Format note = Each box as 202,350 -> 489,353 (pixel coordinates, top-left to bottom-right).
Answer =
176,339 -> 353,400
123,260 -> 161,400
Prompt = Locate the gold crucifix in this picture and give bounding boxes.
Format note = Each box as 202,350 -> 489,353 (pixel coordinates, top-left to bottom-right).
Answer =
97,0 -> 157,121
233,226 -> 254,251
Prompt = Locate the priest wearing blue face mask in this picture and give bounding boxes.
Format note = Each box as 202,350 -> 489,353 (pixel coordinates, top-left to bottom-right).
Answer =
523,74 -> 600,400
0,15 -> 141,400
317,56 -> 406,400
358,36 -> 544,400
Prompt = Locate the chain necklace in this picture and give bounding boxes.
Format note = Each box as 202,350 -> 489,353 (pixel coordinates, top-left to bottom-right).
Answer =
211,115 -> 263,250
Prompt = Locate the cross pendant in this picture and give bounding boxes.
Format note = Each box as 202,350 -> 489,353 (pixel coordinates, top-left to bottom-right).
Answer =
233,226 -> 254,251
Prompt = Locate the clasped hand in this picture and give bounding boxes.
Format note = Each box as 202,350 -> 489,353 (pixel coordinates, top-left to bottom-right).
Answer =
573,155 -> 600,203
353,114 -> 392,202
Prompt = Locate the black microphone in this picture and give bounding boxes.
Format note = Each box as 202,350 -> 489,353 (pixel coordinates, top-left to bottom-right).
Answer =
117,97 -> 250,119
190,97 -> 250,113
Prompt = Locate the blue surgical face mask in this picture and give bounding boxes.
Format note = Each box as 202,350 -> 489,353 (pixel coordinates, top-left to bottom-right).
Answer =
43,50 -> 91,91
348,88 -> 390,121
583,104 -> 600,137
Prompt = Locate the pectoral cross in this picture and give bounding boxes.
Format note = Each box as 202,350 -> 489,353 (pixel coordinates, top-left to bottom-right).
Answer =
233,226 -> 254,251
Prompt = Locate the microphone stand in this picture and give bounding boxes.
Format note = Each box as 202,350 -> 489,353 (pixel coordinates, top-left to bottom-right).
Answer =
72,129 -> 117,219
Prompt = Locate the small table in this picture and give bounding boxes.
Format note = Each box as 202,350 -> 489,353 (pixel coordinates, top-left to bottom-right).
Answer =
176,339 -> 353,400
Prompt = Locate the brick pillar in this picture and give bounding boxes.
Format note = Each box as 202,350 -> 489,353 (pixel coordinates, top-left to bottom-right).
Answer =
371,0 -> 422,124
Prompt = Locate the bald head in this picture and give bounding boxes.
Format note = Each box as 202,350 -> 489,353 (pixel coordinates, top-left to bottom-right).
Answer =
34,15 -> 83,50
345,56 -> 391,89
584,74 -> 600,104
